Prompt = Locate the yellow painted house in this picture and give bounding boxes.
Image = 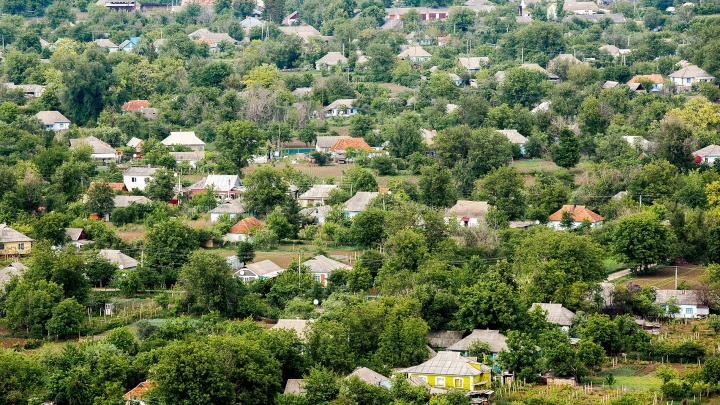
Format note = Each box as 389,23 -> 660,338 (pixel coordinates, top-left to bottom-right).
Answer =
0,224 -> 33,256
401,351 -> 492,391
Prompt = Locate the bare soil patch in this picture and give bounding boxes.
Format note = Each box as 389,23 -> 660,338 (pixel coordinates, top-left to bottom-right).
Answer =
625,265 -> 707,289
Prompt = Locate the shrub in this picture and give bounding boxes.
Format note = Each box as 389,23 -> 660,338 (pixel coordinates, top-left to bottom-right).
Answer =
135,320 -> 158,341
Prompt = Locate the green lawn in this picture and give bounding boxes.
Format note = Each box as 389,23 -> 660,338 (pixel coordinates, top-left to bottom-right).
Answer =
604,259 -> 627,275
596,365 -> 645,377
587,375 -> 662,390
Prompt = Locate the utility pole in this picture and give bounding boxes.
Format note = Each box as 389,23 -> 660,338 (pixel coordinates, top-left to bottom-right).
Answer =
298,252 -> 301,287
675,266 -> 678,289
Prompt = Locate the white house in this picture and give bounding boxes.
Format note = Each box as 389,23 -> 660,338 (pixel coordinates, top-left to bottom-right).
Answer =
563,0 -> 599,14
169,151 -> 204,168
398,46 -> 432,63
69,136 -> 120,165
444,200 -> 490,227
303,255 -> 352,286
315,52 -> 348,70
446,329 -> 508,358
99,249 -> 138,270
316,136 -> 350,153
323,99 -> 357,118
298,185 -> 338,207
161,131 -> 205,151
547,205 -> 603,230
94,38 -> 119,52
655,290 -> 709,319
123,166 -> 158,191
457,57 -> 489,72
344,192 -> 379,218
669,65 -> 715,89
226,217 -> 262,243
35,111 -> 71,131
208,199 -> 247,222
693,144 -> 720,166
299,205 -> 331,224
234,259 -> 284,282
188,175 -> 244,199
497,129 -> 528,154
530,303 -> 576,333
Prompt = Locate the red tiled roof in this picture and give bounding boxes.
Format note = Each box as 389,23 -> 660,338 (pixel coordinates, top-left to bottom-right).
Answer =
88,182 -> 126,192
121,100 -> 150,111
124,381 -> 155,400
329,137 -> 372,152
378,187 -> 390,194
230,217 -> 263,234
627,74 -> 663,84
549,205 -> 603,222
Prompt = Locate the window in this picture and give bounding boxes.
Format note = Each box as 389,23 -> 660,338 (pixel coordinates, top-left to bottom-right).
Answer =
687,78 -> 691,84
454,378 -> 463,388
435,377 -> 445,387
131,177 -> 137,182
0,243 -> 4,250
314,275 -> 321,282
18,243 -> 24,250
417,376 -> 427,383
686,307 -> 693,314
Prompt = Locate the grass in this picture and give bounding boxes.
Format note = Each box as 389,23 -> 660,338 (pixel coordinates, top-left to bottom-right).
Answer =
624,265 -> 707,289
596,365 -> 645,377
604,259 -> 628,275
587,375 -> 662,390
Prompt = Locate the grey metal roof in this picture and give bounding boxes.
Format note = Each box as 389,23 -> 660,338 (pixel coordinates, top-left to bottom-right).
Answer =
347,367 -> 390,386
693,144 -> 720,158
271,319 -> 309,340
162,131 -> 205,147
169,151 -> 204,161
530,303 -> 576,326
209,199 -> 246,214
124,166 -> 159,177
284,379 -> 306,395
113,195 -> 151,208
303,255 -> 351,274
0,262 -> 26,287
69,136 -> 117,155
401,351 -> 486,376
0,223 -> 33,243
669,65 -> 715,80
344,191 -> 379,212
99,249 -> 138,269
245,260 -> 283,277
655,289 -> 705,306
444,200 -> 489,219
35,111 -> 70,125
65,228 -> 85,241
427,330 -> 463,348
447,329 -> 508,354
299,184 -> 338,200
316,136 -> 350,148
497,129 -> 528,145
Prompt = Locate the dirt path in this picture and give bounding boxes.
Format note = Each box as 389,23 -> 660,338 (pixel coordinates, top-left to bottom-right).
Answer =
607,269 -> 631,281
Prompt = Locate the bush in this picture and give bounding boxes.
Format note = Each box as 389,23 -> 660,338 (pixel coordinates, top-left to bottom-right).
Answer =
253,229 -> 279,250
135,320 -> 158,341
23,339 -> 43,350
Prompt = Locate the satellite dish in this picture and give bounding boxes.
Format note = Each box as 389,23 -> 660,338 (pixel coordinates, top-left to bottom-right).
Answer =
313,299 -> 319,305
239,270 -> 245,276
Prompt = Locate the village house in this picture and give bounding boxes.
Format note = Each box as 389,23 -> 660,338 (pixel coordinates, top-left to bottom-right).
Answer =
0,223 -> 33,256
126,137 -> 143,160
398,46 -> 432,64
123,166 -> 158,192
315,52 -> 347,70
113,195 -> 150,208
385,7 -> 450,20
188,28 -> 239,48
565,13 -> 626,23
444,200 -> 490,227
69,136 -> 121,165
123,381 -> 154,405
298,184 -> 338,207
344,191 -> 379,218
302,254 -> 352,286
323,99 -> 357,117
599,44 -> 631,58
400,351 -> 492,391
169,151 -> 204,169
426,330 -> 463,349
122,100 -> 157,120
627,74 -> 664,92
531,303 -> 577,332
0,261 -> 27,289
347,367 -> 391,388
234,259 -> 284,281
457,57 -> 489,72
240,16 -> 265,33
65,228 -> 92,250
563,0 -> 599,14
99,249 -> 138,270
463,0 -> 495,12
669,64 -> 715,90
316,136 -> 350,153
94,38 -> 119,52
693,144 -> 720,166
226,217 -> 262,243
35,111 -> 71,131
283,10 -> 300,25
208,199 -> 247,222
278,24 -> 322,43
547,205 -> 603,230
623,136 -> 652,151
497,129 -> 528,154
299,205 -> 332,224
447,329 -> 509,358
188,175 -> 244,199
329,137 -> 373,154
655,289 -> 710,319
548,53 -> 582,68
161,132 -> 205,151
520,63 -> 559,82
3,82 -> 45,98
118,36 -> 140,52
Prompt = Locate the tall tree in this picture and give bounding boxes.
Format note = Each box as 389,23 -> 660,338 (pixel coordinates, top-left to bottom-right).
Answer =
144,218 -> 199,286
474,166 -> 526,219
145,169 -> 177,202
612,212 -> 672,273
178,251 -> 245,316
385,112 -> 424,159
551,128 -> 581,169
86,182 -> 115,216
418,165 -> 456,208
215,120 -> 263,173
242,166 -> 290,216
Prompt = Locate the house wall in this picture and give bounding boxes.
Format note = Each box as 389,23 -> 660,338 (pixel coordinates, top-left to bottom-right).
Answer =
408,374 -> 472,390
227,233 -> 254,243
700,156 -> 719,166
124,175 -> 152,191
299,198 -> 325,207
0,241 -> 32,255
665,304 -> 709,319
444,217 -> 482,227
312,273 -> 328,286
211,212 -> 240,222
48,122 -> 70,131
547,220 -> 602,230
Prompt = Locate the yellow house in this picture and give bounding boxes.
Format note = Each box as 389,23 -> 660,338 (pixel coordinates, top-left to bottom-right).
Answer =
0,224 -> 33,256
401,351 -> 492,391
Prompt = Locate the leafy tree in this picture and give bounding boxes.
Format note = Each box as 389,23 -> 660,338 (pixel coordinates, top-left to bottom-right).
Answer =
5,280 -> 63,336
342,167 -> 378,194
190,190 -> 218,213
701,356 -> 720,385
350,208 -> 387,247
501,67 -> 549,108
105,326 -> 136,354
655,365 -> 679,384
365,43 -> 396,82
628,160 -> 677,204
178,251 -> 245,316
237,241 -> 255,264
46,298 -> 85,338
215,120 -> 263,173
385,112 -> 424,159
0,349 -> 43,405
267,207 -> 296,239
242,166 -> 290,216
552,128 -> 581,169
474,166 -> 525,219
61,51 -> 112,126
419,165 -> 456,208
578,95 -> 609,136
612,212 -> 671,273
145,169 -> 177,202
303,366 -> 340,404
457,262 -> 522,331
580,314 -> 620,353
497,331 -> 542,382
32,212 -> 69,245
119,271 -> 143,297
86,182 -> 115,215
144,218 -> 200,286
84,256 -> 116,287
652,117 -> 696,171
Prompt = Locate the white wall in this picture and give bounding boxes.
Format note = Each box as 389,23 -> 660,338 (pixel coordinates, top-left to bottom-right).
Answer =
123,175 -> 151,191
